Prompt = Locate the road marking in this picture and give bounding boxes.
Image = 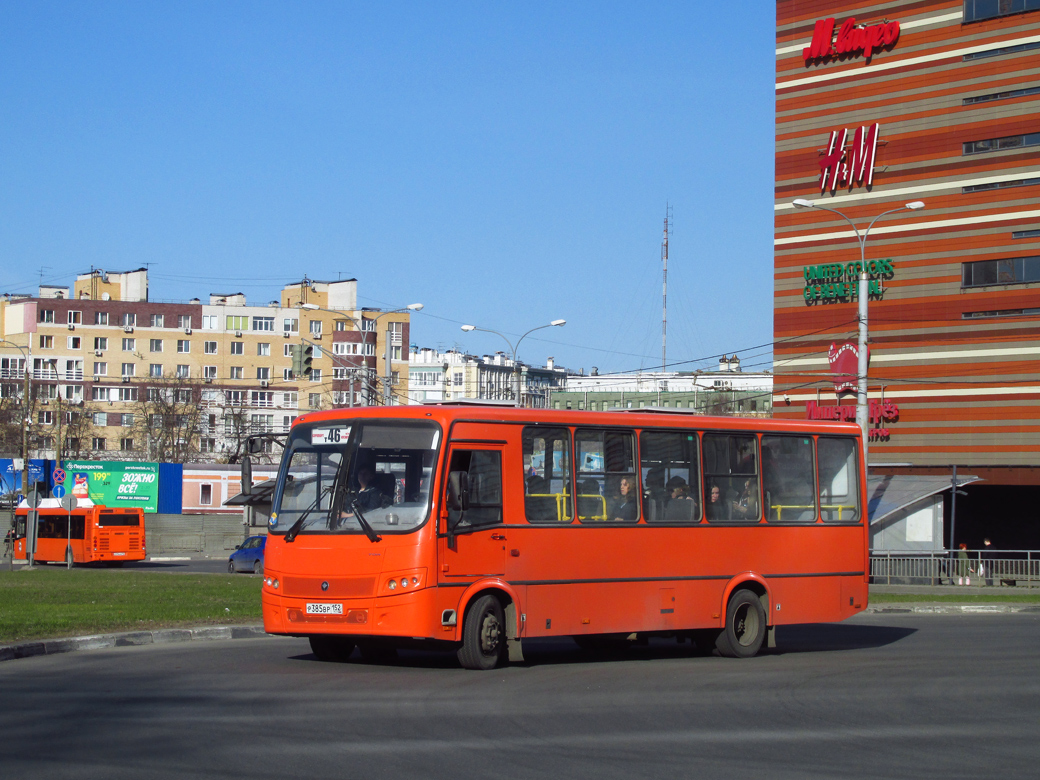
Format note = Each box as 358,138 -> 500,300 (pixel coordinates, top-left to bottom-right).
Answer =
148,557 -> 191,562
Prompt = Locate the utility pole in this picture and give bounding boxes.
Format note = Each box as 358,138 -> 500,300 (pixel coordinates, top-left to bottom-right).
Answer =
662,205 -> 671,373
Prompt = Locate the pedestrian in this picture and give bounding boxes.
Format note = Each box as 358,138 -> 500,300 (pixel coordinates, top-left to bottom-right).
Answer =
980,537 -> 995,587
956,542 -> 973,586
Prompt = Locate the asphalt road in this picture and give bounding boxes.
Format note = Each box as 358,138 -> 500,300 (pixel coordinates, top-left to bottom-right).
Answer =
1,613 -> 1038,779
15,557 -> 246,575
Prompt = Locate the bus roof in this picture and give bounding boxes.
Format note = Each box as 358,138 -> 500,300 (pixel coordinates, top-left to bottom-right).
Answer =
291,403 -> 861,437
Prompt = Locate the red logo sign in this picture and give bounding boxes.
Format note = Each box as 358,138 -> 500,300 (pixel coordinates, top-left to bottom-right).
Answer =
803,17 -> 901,64
805,399 -> 899,441
827,341 -> 869,394
819,123 -> 880,193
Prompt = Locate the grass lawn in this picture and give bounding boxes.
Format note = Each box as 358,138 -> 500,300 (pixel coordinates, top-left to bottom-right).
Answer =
869,592 -> 1040,604
0,566 -> 262,644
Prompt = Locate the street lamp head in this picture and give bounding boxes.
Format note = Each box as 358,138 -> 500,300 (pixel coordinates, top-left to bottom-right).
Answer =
792,198 -> 815,209
406,303 -> 424,311
301,303 -> 319,310
461,325 -> 476,332
905,201 -> 925,210
550,319 -> 566,327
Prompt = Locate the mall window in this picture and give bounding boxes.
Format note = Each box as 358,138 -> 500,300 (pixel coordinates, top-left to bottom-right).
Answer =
1013,229 -> 1040,240
963,132 -> 1040,155
121,438 -> 135,451
68,311 -> 82,325
39,309 -> 54,323
150,339 -> 163,352
92,438 -> 106,451
150,364 -> 163,378
177,340 -> 190,353
151,314 -> 164,328
94,311 -> 109,326
964,40 -> 1040,60
252,316 -> 274,332
204,341 -> 217,354
963,177 -> 1040,193
179,315 -> 192,329
962,256 -> 1040,287
122,313 -> 136,328
200,484 -> 213,506
39,335 -> 53,349
964,0 -> 1040,23
230,341 -> 244,355
230,366 -> 243,379
122,338 -> 135,351
93,337 -> 108,351
963,85 -> 1040,105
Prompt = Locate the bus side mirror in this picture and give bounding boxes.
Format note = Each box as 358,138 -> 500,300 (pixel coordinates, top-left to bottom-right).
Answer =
447,471 -> 470,512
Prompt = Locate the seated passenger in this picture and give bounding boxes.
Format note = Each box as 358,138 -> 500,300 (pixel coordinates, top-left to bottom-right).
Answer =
607,476 -> 639,522
664,475 -> 697,521
705,483 -> 726,520
731,477 -> 760,520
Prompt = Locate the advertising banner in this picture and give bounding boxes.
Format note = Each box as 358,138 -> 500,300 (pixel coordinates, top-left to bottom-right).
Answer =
61,461 -> 160,513
0,458 -> 47,499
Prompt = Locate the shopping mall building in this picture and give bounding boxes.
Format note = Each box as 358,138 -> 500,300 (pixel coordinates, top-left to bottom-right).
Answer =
774,1 -> 1040,547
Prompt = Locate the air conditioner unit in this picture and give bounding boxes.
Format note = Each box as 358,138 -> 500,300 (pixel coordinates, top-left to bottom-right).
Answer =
124,326 -> 134,333
260,380 -> 269,388
41,399 -> 49,405
204,378 -> 213,384
122,377 -> 131,383
283,332 -> 290,338
68,324 -> 75,331
313,333 -> 322,340
185,328 -> 192,335
235,331 -> 243,338
94,350 -> 103,357
93,375 -> 102,381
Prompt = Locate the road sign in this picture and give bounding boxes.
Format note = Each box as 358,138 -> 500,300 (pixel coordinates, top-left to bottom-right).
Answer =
53,484 -> 66,499
60,494 -> 77,512
26,489 -> 40,509
53,467 -> 66,484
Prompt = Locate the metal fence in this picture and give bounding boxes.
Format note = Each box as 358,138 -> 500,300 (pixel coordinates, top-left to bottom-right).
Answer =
870,550 -> 1040,588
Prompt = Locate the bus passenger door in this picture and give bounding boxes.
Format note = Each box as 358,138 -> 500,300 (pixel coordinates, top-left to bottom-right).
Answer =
439,447 -> 506,578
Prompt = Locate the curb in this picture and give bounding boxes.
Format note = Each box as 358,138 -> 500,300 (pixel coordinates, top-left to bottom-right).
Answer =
865,604 -> 1040,614
0,624 -> 269,663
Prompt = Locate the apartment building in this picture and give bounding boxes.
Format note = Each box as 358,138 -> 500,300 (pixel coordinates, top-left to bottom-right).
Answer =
0,269 -> 412,463
408,347 -> 567,407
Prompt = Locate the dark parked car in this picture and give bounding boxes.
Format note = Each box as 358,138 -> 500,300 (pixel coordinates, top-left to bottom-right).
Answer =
228,535 -> 266,574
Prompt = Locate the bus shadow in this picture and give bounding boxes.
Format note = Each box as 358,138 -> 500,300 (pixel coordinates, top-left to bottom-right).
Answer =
289,624 -> 916,669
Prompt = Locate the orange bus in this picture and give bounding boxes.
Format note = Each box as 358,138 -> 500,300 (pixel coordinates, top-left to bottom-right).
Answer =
261,404 -> 868,669
14,504 -> 147,566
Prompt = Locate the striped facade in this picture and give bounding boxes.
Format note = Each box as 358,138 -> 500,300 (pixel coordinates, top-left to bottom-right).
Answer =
774,1 -> 1040,494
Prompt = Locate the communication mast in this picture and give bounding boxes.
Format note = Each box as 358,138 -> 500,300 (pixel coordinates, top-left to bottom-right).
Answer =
661,205 -> 671,373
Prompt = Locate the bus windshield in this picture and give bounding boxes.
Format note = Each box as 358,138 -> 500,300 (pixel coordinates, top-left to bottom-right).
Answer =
271,419 -> 441,537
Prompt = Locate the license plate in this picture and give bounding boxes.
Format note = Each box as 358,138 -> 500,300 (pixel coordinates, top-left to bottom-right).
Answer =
306,603 -> 343,615
113,552 -> 126,556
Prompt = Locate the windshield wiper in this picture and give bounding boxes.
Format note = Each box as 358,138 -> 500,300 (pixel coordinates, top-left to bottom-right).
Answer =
284,486 -> 333,543
350,500 -> 382,544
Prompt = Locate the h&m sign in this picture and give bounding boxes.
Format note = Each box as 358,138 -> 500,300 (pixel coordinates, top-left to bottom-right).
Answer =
819,123 -> 880,194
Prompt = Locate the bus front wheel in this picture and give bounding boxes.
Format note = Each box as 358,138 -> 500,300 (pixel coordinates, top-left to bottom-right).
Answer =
716,589 -> 766,658
457,594 -> 506,670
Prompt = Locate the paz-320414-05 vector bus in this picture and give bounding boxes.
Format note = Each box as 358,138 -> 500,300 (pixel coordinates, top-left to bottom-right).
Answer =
261,403 -> 868,670
13,501 -> 146,566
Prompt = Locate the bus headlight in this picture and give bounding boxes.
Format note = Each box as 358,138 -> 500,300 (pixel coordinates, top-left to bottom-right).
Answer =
382,569 -> 426,595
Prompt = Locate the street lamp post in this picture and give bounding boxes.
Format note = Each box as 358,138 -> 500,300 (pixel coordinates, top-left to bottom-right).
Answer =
1,339 -> 32,498
460,320 -> 566,407
302,302 -> 423,407
791,198 -> 925,467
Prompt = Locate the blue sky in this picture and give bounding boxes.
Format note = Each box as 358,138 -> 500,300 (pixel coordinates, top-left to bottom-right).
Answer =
1,2 -> 776,375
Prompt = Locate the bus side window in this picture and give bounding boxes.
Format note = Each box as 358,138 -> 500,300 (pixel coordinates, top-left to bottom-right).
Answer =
575,429 -> 637,523
703,434 -> 760,522
522,427 -> 573,524
818,437 -> 861,522
762,435 -> 816,523
447,450 -> 502,527
640,430 -> 701,523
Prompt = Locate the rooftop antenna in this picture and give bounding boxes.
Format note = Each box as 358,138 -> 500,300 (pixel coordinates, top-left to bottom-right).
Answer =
661,204 -> 672,373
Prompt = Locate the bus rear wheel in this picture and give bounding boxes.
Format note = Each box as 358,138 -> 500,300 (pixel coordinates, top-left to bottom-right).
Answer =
309,635 -> 356,662
457,594 -> 506,670
716,589 -> 766,658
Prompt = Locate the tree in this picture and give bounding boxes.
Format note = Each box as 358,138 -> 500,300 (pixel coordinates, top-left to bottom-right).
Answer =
131,374 -> 206,463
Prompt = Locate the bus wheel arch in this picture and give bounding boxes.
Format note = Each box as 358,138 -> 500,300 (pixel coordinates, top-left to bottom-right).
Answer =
717,576 -> 770,659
